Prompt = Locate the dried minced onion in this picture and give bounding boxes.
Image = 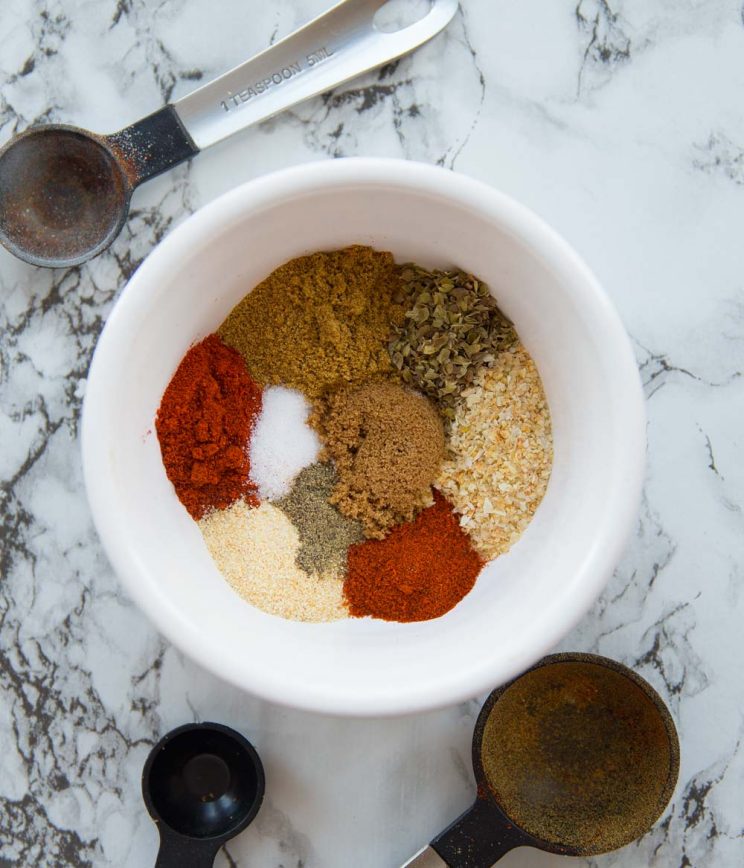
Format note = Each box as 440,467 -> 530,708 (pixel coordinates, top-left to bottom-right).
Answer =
435,344 -> 553,560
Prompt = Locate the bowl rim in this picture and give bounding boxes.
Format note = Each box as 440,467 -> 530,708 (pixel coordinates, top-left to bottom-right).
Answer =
82,157 -> 646,716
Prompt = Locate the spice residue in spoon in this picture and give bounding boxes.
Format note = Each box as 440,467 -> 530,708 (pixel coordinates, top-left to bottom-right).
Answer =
480,661 -> 675,854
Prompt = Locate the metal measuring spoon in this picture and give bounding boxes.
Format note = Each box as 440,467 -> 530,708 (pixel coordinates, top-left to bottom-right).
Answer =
0,0 -> 458,268
142,722 -> 265,868
403,653 -> 680,867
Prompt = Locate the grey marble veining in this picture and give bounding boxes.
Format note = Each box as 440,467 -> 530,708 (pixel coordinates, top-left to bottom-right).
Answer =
1,1 -> 743,865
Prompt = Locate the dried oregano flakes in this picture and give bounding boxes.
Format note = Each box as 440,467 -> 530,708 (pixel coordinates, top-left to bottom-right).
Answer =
389,266 -> 518,421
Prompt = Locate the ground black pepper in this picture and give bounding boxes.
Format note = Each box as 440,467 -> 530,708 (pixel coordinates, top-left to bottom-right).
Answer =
276,463 -> 363,577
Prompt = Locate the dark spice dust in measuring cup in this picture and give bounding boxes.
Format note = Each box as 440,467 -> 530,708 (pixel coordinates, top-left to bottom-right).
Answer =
481,662 -> 674,854
0,127 -> 128,265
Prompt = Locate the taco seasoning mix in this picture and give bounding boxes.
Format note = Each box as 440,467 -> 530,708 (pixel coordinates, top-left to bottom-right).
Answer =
155,247 -> 553,623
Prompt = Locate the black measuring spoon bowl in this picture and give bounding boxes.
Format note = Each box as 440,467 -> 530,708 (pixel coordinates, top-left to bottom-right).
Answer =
402,653 -> 680,867
142,722 -> 265,868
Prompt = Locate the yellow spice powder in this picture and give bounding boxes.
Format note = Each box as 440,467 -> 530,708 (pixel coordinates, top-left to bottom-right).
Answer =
218,246 -> 405,398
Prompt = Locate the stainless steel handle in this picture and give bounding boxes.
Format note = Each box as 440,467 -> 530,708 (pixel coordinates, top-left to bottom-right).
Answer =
173,0 -> 458,149
401,845 -> 449,867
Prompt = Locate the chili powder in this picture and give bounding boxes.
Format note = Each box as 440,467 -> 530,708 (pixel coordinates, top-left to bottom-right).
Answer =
344,492 -> 483,622
156,334 -> 262,520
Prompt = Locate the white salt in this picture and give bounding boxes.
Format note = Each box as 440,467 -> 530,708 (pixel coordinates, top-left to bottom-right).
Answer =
249,386 -> 321,501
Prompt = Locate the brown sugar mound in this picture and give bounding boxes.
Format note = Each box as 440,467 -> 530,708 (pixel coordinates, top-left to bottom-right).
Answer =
481,662 -> 675,854
217,246 -> 405,398
313,380 -> 445,539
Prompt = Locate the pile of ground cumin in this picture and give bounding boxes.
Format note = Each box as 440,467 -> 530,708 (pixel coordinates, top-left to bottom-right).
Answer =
313,380 -> 445,539
218,246 -> 405,398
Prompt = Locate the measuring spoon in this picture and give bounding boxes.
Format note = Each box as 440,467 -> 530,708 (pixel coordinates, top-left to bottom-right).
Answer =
403,653 -> 680,867
142,722 -> 265,867
0,0 -> 458,268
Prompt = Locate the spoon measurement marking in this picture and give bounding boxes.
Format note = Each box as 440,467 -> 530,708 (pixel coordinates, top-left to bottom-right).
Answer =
220,46 -> 335,113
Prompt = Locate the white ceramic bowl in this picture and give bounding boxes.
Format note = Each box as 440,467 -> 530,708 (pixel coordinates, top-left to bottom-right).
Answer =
82,158 -> 644,716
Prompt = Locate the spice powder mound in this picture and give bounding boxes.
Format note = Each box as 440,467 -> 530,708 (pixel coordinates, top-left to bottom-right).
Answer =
199,500 -> 348,622
276,462 -> 364,577
480,662 -> 674,854
218,246 -> 406,398
156,334 -> 263,520
344,491 -> 484,622
313,380 -> 445,539
436,343 -> 552,559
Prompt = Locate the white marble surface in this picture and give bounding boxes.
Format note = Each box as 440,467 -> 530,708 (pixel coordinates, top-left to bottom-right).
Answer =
1,0 -> 743,865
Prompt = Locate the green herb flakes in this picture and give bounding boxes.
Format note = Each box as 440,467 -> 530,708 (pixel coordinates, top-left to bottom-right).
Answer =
389,266 -> 517,421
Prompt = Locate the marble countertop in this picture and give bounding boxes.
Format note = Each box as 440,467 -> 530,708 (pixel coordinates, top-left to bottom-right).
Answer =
1,0 -> 743,865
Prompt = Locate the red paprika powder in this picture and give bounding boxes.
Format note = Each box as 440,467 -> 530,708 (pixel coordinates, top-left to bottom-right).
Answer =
156,334 -> 262,520
344,491 -> 484,622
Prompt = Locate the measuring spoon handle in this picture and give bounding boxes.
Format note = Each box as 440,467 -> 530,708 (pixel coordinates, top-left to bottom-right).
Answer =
105,1 -> 458,189
153,827 -> 222,868
172,0 -> 459,150
401,799 -> 526,868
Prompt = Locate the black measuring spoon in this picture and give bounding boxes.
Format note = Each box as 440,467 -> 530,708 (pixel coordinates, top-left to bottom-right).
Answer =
0,0 -> 458,268
402,653 -> 680,867
142,722 -> 265,868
